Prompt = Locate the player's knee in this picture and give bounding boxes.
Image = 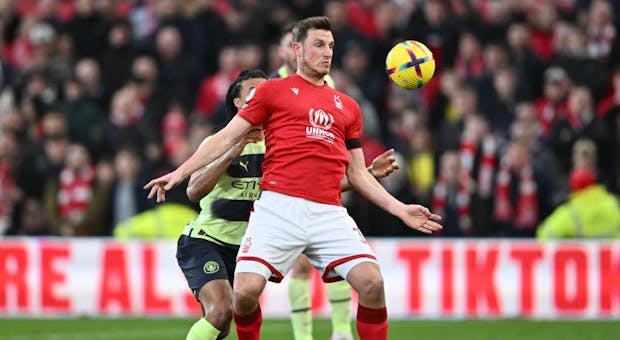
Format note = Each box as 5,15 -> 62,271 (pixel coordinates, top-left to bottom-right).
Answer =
354,275 -> 384,300
233,281 -> 263,308
291,259 -> 313,277
205,304 -> 233,331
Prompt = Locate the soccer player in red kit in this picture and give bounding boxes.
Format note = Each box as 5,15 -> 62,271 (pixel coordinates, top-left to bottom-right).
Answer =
145,16 -> 442,340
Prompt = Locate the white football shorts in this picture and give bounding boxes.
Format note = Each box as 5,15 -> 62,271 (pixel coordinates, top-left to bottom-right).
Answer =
235,191 -> 377,282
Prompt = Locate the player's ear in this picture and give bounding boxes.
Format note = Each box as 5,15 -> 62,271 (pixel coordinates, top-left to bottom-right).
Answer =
293,41 -> 302,58
233,97 -> 243,109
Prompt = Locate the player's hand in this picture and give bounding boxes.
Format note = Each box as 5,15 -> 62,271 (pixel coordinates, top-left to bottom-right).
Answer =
143,170 -> 184,202
400,204 -> 443,234
369,148 -> 400,178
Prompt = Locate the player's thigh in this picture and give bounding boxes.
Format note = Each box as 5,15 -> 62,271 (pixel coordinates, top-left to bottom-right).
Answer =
176,235 -> 237,298
304,206 -> 376,280
345,261 -> 384,294
290,254 -> 313,278
237,192 -> 307,281
197,279 -> 233,310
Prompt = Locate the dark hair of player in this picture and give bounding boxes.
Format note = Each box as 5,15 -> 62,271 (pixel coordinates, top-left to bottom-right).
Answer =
224,69 -> 268,122
292,16 -> 332,44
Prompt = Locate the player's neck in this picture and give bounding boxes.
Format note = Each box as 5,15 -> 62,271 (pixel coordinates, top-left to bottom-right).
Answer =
296,70 -> 325,86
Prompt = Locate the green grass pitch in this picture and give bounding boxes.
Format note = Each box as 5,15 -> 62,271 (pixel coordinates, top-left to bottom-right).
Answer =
1,318 -> 618,339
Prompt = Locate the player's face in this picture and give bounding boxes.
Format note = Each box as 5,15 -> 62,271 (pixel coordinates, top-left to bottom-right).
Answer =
296,29 -> 334,79
278,32 -> 297,71
234,78 -> 266,109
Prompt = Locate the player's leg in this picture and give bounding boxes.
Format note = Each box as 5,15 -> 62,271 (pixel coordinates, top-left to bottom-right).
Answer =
288,255 -> 313,340
303,202 -> 387,340
232,191 -> 309,340
187,280 -> 233,340
344,262 -> 387,340
289,256 -> 353,340
177,235 -> 238,340
232,271 -> 268,340
326,280 -> 353,340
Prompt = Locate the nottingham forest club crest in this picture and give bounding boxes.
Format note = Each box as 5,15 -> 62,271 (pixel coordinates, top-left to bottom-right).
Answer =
306,108 -> 336,144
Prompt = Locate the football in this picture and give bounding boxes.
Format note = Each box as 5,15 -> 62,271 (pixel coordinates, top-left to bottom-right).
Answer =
385,40 -> 435,89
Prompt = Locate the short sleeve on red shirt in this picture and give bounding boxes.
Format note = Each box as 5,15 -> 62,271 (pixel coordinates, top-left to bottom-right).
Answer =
238,81 -> 271,125
345,101 -> 363,148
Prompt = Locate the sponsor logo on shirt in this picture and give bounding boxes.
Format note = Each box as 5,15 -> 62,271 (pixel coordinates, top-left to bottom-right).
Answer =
291,87 -> 299,95
306,108 -> 336,144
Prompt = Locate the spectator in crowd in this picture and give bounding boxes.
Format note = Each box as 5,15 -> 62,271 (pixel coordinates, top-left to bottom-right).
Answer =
585,0 -> 616,61
534,66 -> 570,138
195,46 -> 239,121
107,145 -> 152,231
193,0 -> 229,76
74,57 -> 107,109
432,150 -> 472,236
596,66 -> 620,118
63,0 -> 109,60
60,77 -> 103,148
506,22 -> 544,99
15,197 -> 48,235
528,3 -> 558,61
43,142 -> 109,236
555,24 -> 609,100
92,85 -> 144,159
435,84 -> 480,156
100,17 -> 136,97
454,31 -> 484,82
537,168 -> 620,239
0,130 -> 22,234
492,141 -> 552,237
154,25 -> 200,109
512,102 -> 566,206
128,54 -> 167,131
549,86 -> 611,177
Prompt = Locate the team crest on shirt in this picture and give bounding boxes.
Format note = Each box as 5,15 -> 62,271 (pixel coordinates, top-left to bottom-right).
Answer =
241,237 -> 252,253
333,95 -> 343,110
306,108 -> 336,144
203,261 -> 220,274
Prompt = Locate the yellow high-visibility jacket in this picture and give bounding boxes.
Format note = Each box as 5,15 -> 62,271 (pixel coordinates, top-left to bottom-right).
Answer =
113,203 -> 198,240
537,185 -> 620,239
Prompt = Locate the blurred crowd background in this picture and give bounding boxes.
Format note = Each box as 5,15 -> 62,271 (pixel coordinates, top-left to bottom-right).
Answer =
0,0 -> 618,239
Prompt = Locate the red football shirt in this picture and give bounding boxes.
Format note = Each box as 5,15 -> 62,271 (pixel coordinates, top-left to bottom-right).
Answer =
238,74 -> 363,206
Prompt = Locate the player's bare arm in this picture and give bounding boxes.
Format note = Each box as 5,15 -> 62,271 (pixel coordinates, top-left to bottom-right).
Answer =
345,147 -> 442,234
340,148 -> 400,191
144,116 -> 257,202
186,139 -> 248,202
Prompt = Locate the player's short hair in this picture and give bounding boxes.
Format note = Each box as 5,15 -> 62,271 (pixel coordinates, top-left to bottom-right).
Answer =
225,69 -> 268,121
281,22 -> 296,38
292,16 -> 332,44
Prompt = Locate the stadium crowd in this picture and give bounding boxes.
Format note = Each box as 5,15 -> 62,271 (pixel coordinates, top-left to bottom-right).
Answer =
0,0 -> 618,238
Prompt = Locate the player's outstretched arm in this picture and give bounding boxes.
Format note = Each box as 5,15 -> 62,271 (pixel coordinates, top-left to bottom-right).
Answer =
340,148 -> 400,191
144,116 -> 257,202
346,148 -> 442,234
186,138 -> 249,202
